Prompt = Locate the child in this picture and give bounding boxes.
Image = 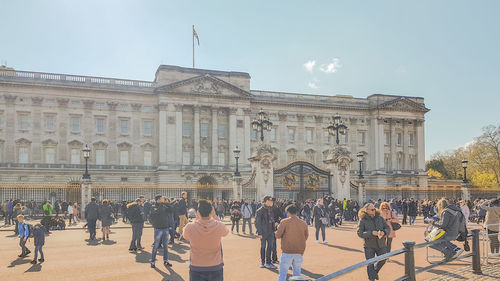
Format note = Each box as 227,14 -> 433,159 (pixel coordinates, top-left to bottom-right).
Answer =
31,224 -> 45,264
17,214 -> 31,257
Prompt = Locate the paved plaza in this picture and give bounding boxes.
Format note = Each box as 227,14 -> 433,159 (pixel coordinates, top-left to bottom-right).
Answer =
1,218 -> 492,281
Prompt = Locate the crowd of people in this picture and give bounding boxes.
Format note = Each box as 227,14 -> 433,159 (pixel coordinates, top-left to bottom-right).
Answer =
3,194 -> 500,281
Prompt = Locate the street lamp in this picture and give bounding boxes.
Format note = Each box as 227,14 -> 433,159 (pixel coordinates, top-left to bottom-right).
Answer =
251,108 -> 273,142
82,144 -> 91,180
326,113 -> 348,145
462,159 -> 468,183
233,146 -> 241,177
357,152 -> 364,179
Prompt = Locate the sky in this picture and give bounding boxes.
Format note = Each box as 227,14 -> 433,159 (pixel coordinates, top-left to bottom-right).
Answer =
1,0 -> 499,159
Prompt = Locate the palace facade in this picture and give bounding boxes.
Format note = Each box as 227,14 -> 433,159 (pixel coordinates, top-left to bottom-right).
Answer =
0,64 -> 429,201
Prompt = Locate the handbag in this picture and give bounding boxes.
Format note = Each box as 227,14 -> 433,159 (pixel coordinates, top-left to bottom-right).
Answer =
320,217 -> 329,225
390,213 -> 401,231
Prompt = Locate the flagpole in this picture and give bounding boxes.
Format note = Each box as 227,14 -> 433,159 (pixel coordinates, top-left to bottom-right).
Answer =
192,25 -> 195,68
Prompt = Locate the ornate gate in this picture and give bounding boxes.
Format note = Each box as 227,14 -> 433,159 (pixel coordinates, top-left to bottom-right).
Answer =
273,160 -> 331,201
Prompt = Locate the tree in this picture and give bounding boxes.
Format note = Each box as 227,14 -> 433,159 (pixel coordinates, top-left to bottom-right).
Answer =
471,171 -> 497,187
426,159 -> 448,178
427,168 -> 443,179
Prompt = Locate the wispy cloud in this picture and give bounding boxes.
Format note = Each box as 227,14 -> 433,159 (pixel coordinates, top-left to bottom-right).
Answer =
303,60 -> 316,73
319,58 -> 342,73
308,82 -> 318,89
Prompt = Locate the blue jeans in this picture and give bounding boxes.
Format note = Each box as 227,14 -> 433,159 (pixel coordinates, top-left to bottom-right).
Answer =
190,268 -> 223,281
260,233 -> 275,264
315,223 -> 326,241
409,216 -> 416,225
305,214 -> 311,226
130,222 -> 144,250
87,218 -> 97,238
34,245 -> 44,260
430,240 -> 460,258
151,228 -> 169,263
278,253 -> 303,281
364,247 -> 387,280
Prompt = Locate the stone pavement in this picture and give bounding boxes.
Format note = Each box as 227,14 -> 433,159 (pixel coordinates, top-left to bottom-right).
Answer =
425,264 -> 500,280
0,218 -> 485,281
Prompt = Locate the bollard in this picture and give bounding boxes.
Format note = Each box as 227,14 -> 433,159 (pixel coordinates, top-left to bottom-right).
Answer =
471,229 -> 482,275
403,240 -> 416,281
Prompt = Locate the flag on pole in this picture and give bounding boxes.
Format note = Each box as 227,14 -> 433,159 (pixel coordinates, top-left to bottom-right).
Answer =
193,26 -> 200,45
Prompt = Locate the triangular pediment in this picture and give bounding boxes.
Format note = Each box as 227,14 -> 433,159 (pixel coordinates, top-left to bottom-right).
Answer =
154,74 -> 252,99
377,97 -> 429,113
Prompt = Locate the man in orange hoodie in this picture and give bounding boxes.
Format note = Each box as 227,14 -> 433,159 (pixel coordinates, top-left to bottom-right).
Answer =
183,199 -> 229,281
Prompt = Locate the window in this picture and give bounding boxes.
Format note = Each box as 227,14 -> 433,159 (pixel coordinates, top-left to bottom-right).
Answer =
143,151 -> 152,166
182,123 -> 191,137
409,133 -> 415,146
121,177 -> 128,182
19,113 -> 30,130
96,118 -> 106,134
251,129 -> 257,141
70,101 -> 80,107
218,124 -> 226,139
384,132 -> 390,145
359,132 -> 366,145
409,155 -> 416,170
306,129 -> 313,143
143,106 -> 153,112
306,116 -> 314,122
288,128 -> 295,142
95,103 -> 106,109
342,132 -> 348,144
182,152 -> 190,165
143,121 -> 152,136
201,152 -> 209,165
144,177 -> 151,182
200,123 -> 209,138
19,147 -> 29,163
45,115 -> 55,131
70,149 -> 80,164
45,148 -> 55,164
120,120 -> 129,135
397,133 -> 402,146
218,152 -> 225,166
120,104 -> 129,111
397,153 -> 404,170
96,149 -> 105,165
270,128 -> 276,142
71,117 -> 81,133
120,150 -> 129,165
287,150 -> 297,162
287,115 -> 296,121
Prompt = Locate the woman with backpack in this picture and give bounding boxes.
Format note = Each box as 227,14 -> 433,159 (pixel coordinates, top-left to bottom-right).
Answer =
99,200 -> 114,241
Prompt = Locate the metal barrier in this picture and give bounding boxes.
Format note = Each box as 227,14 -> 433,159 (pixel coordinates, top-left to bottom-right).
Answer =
483,223 -> 500,264
315,229 -> 481,281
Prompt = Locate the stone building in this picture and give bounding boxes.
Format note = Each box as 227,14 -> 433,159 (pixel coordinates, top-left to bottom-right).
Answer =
0,64 -> 429,201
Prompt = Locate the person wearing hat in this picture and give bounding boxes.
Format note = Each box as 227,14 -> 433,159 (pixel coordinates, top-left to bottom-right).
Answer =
150,195 -> 174,268
255,195 -> 277,269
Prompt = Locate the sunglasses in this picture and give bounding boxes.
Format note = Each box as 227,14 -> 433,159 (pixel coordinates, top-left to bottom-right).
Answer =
367,208 -> 376,211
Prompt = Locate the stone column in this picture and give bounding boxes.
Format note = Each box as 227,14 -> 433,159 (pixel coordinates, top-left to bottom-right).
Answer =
166,104 -> 177,164
211,107 -> 219,165
390,119 -> 397,170
83,99 -> 95,145
403,120 -> 409,168
357,179 -> 367,205
107,101 -> 119,164
369,117 -> 385,171
250,144 -> 275,200
461,182 -> 471,200
81,180 -> 92,219
31,97 -> 44,163
174,104 -> 183,164
232,177 -> 242,200
56,98 -> 69,162
193,105 -> 200,165
229,108 -> 237,166
158,103 -> 168,164
324,146 -> 353,200
4,94 -> 17,162
416,120 -> 425,171
243,109 -> 251,167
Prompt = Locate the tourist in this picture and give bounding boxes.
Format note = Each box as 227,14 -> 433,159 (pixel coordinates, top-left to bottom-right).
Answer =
31,223 -> 45,264
241,199 -> 254,235
357,203 -> 390,281
67,202 -> 74,225
178,191 -> 189,240
255,195 -> 277,269
43,201 -> 54,217
408,198 -> 417,225
460,200 -> 470,224
13,203 -> 23,235
127,198 -> 145,252
99,199 -> 114,241
2,200 -> 9,225
183,199 -> 229,281
150,195 -> 173,268
479,198 -> 500,254
72,202 -> 79,224
379,201 -> 400,252
230,201 -> 242,234
313,198 -> 328,244
429,198 -> 464,261
275,205 -> 309,281
8,199 -> 14,225
302,200 -> 312,226
85,197 -> 100,240
17,214 -> 31,258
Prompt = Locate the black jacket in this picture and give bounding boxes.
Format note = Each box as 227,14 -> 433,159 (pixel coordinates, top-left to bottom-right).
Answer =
255,206 -> 275,236
127,202 -> 144,224
85,202 -> 100,220
178,198 -> 188,216
313,204 -> 327,226
408,201 -> 418,216
357,212 -> 391,249
150,203 -> 174,229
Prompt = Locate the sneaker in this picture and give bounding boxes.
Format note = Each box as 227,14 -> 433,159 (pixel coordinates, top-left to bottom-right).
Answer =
150,262 -> 155,268
316,240 -> 320,243
265,263 -> 277,269
38,259 -> 44,262
128,248 -> 137,252
137,246 -> 144,251
164,261 -> 173,267
30,260 -> 36,264
451,249 -> 464,259
271,260 -> 279,264
260,262 -> 265,268
323,240 -> 328,244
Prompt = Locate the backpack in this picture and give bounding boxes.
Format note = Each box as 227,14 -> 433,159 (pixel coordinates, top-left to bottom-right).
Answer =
22,223 -> 34,238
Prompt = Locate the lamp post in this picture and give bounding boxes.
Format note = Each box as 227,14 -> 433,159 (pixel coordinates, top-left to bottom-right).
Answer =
326,113 -> 348,145
251,108 -> 273,142
357,152 -> 364,179
233,146 -> 241,177
82,144 -> 91,180
462,159 -> 468,183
